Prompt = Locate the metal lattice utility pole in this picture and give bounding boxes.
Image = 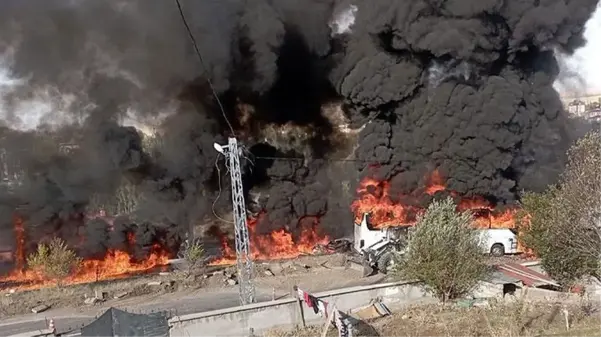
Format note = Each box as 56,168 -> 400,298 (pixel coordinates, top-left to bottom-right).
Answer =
214,138 -> 255,305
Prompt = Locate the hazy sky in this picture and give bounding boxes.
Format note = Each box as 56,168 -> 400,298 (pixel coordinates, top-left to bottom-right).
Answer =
555,4 -> 601,97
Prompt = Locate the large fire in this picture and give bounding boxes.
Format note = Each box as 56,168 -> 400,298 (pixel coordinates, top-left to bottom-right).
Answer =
351,170 -> 519,229
210,213 -> 330,265
0,216 -> 170,291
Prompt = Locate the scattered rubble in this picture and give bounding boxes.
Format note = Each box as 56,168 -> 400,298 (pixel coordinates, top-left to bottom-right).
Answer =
84,297 -> 100,305
226,278 -> 238,286
147,281 -> 162,287
31,304 -> 49,314
113,291 -> 128,299
264,270 -> 275,277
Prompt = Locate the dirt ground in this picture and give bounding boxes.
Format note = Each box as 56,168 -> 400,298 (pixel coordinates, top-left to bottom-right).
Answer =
0,253 -> 378,318
265,300 -> 601,337
0,252 -> 533,319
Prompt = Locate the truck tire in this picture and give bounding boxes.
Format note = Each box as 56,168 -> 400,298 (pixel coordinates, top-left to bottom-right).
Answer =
490,243 -> 505,257
377,252 -> 394,274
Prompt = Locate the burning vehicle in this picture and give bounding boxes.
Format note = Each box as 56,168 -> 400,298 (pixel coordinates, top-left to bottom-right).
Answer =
353,212 -> 410,276
353,212 -> 522,276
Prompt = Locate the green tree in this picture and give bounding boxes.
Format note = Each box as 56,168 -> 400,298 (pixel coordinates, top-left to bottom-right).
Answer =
27,238 -> 82,285
394,197 -> 488,303
520,131 -> 601,287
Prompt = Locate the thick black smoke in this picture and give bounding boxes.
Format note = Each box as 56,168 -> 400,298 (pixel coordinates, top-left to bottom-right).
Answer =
0,0 -> 597,260
334,0 -> 598,204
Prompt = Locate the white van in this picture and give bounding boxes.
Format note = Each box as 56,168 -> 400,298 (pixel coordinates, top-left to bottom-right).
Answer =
477,228 -> 521,257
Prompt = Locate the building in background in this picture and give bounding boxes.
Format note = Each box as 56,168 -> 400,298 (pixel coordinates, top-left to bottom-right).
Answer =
561,93 -> 601,122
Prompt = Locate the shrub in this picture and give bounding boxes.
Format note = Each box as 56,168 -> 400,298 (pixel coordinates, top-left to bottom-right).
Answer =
178,236 -> 207,276
394,197 -> 489,303
27,237 -> 82,285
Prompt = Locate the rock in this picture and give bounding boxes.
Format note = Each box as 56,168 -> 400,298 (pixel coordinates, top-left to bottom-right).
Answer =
31,304 -> 49,314
212,270 -> 225,277
114,291 -> 128,299
226,278 -> 238,286
401,314 -> 411,320
84,297 -> 99,305
280,261 -> 295,270
264,270 -> 275,277
147,281 -> 163,286
202,274 -> 209,279
94,290 -> 107,300
159,272 -> 171,276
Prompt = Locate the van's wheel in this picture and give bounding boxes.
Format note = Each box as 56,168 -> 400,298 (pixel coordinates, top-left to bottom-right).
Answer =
490,243 -> 505,257
377,252 -> 394,274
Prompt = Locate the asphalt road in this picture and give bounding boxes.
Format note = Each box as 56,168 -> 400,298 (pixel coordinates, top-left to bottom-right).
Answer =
0,288 -> 277,336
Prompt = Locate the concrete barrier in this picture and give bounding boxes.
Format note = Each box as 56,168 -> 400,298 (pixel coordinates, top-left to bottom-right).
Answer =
169,281 -> 434,337
8,329 -> 54,337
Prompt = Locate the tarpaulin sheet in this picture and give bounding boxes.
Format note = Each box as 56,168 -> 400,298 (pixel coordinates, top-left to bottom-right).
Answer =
81,307 -> 169,337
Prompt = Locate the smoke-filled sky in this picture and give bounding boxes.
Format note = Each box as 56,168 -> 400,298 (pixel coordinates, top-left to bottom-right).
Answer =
556,4 -> 601,96
0,0 -> 598,255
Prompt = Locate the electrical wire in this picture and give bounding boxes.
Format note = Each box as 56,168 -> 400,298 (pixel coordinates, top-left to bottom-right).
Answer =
173,0 -> 236,136
212,155 -> 235,224
252,155 -> 371,162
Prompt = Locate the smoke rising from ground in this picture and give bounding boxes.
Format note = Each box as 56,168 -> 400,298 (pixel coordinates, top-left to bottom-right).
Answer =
0,0 -> 597,257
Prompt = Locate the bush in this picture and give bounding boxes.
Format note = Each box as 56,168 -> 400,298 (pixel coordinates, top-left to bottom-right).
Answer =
27,237 -> 82,285
178,236 -> 207,276
394,197 -> 489,303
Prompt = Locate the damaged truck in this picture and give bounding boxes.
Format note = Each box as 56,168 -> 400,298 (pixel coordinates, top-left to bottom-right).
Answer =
353,212 -> 522,276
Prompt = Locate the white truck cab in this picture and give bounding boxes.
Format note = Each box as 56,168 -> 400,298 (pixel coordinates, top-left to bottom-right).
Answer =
353,213 -> 411,275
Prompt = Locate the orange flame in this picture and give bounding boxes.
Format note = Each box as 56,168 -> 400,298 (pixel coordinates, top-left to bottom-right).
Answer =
0,216 -> 170,291
210,214 -> 330,265
351,170 -> 521,230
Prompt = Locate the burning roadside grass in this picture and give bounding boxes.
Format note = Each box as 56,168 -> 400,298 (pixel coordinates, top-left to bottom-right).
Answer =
208,213 -> 331,266
0,214 -> 172,291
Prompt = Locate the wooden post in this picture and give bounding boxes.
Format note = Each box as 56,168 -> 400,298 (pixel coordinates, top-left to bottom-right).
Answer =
320,306 -> 334,337
562,306 -> 570,331
292,285 -> 306,328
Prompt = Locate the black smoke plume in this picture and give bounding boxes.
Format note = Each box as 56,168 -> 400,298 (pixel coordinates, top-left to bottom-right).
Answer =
0,0 -> 597,262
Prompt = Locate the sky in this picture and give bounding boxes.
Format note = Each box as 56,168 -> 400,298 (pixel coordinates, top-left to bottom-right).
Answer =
555,4 -> 601,97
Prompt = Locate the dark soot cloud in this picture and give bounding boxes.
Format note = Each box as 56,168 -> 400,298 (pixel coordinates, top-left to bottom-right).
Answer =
0,0 -> 596,252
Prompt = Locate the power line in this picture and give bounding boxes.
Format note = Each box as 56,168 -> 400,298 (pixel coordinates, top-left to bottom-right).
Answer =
252,155 -> 371,163
173,0 -> 236,136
